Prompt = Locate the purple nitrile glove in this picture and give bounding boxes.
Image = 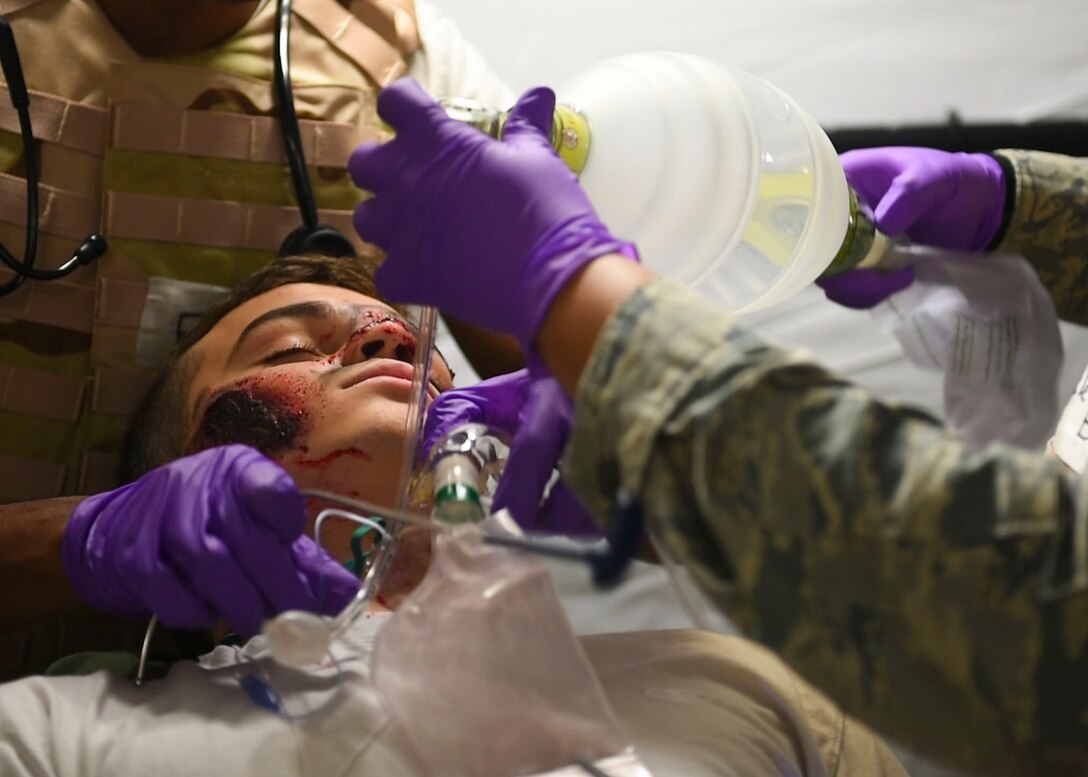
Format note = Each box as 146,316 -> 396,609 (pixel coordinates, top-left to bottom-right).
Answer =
818,147 -> 1007,309
841,147 -> 1007,252
349,78 -> 635,353
62,445 -> 359,636
422,368 -> 601,537
816,266 -> 916,309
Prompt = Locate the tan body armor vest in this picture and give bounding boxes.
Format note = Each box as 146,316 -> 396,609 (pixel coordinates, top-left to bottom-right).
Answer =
0,0 -> 419,501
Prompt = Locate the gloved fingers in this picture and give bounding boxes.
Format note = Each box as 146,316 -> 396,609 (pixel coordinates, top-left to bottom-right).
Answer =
491,382 -> 570,529
293,538 -> 361,617
491,453 -> 553,531
350,138 -> 406,251
137,565 -> 218,630
175,549 -> 277,636
215,458 -> 344,622
501,86 -> 556,146
374,247 -> 430,304
873,172 -> 945,236
421,395 -> 478,460
60,488 -> 132,612
882,266 -> 917,297
220,521 -> 328,619
374,77 -> 447,137
421,370 -> 532,456
817,266 -> 915,309
353,198 -> 394,255
347,140 -> 389,193
227,446 -> 309,544
158,468 -> 309,633
154,502 -> 274,634
538,480 -> 603,537
839,148 -> 901,208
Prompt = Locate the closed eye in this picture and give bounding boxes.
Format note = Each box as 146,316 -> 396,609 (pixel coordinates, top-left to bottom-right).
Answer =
261,344 -> 322,365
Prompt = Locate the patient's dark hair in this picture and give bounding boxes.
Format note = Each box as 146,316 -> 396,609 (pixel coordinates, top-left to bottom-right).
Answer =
119,254 -> 386,483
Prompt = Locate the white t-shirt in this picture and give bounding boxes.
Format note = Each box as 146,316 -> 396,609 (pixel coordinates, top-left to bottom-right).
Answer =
0,613 -> 906,777
411,0 -> 516,109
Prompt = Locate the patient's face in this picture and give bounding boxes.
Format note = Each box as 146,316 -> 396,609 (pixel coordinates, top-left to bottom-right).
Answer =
185,283 -> 454,510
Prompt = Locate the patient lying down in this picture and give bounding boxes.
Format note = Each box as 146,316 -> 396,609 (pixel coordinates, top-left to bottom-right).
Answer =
0,256 -> 907,777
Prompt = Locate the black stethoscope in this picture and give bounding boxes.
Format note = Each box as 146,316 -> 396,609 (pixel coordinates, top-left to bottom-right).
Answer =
0,0 -> 353,299
0,17 -> 106,297
271,0 -> 356,259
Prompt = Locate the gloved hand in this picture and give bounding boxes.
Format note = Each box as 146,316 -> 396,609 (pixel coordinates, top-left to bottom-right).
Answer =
816,266 -> 915,309
349,78 -> 634,353
62,445 -> 359,636
818,147 -> 1008,309
841,147 -> 1007,251
422,369 -> 601,537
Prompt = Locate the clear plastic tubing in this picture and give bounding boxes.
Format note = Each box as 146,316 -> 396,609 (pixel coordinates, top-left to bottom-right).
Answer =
326,305 -> 439,638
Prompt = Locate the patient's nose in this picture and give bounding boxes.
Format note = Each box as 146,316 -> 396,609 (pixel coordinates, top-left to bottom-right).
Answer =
342,319 -> 416,365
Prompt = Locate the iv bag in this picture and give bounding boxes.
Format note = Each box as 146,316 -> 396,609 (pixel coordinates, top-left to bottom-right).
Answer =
370,516 -> 639,777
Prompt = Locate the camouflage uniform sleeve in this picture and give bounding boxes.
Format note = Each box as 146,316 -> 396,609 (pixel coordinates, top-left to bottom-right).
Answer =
993,149 -> 1088,325
564,277 -> 1088,777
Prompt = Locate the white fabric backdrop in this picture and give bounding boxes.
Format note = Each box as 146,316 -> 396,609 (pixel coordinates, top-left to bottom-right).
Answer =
434,0 -> 1088,418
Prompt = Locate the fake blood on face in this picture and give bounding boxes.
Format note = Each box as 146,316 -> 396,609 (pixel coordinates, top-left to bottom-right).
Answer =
287,447 -> 376,497
190,373 -> 318,456
290,447 -> 372,469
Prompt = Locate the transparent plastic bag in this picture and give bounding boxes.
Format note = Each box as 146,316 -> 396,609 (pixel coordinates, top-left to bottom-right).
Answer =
872,248 -> 1062,450
370,517 -> 640,777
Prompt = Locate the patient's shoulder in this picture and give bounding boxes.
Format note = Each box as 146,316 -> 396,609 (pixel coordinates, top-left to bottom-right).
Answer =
581,630 -> 908,777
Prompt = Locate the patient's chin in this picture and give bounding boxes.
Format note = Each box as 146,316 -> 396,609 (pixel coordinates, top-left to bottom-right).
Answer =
375,527 -> 432,610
